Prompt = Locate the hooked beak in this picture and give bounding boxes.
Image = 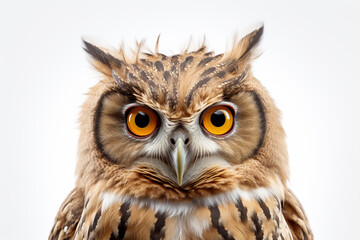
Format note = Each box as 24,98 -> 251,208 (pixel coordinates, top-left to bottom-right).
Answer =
172,138 -> 187,186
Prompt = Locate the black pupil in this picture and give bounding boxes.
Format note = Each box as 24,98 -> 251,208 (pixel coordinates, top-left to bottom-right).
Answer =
211,110 -> 226,127
135,111 -> 150,128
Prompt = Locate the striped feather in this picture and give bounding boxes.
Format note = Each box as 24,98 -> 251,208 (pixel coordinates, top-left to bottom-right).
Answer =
53,186 -> 296,240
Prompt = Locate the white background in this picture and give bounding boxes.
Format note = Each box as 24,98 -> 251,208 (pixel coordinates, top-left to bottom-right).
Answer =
1,1 -> 359,239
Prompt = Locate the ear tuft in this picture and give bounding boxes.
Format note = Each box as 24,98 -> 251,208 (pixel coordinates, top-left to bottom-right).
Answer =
83,40 -> 111,67
83,40 -> 124,76
221,24 -> 264,77
240,25 -> 264,58
228,24 -> 263,61
239,25 -> 263,59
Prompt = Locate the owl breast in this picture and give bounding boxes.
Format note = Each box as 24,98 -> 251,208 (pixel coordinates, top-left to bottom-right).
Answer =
74,185 -> 292,240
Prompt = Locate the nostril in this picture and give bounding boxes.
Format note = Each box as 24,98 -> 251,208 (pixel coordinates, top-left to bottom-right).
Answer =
170,138 -> 189,145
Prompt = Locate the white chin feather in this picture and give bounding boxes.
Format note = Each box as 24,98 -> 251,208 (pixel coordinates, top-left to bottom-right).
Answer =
100,183 -> 283,217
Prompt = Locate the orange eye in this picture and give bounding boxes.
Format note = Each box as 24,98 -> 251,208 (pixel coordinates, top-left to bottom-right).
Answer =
202,105 -> 234,136
126,106 -> 158,137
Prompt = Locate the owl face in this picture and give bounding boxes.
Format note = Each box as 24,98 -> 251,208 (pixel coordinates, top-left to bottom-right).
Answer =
97,90 -> 264,187
77,26 -> 288,200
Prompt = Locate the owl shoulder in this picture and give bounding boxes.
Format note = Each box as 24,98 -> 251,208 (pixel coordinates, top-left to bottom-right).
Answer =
49,187 -> 85,240
283,188 -> 313,240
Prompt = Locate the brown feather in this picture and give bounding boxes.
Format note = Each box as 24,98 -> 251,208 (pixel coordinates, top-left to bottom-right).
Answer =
49,188 -> 84,240
70,183 -> 293,240
283,188 -> 313,240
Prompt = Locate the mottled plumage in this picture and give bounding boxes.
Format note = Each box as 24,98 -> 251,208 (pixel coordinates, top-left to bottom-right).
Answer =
49,25 -> 313,240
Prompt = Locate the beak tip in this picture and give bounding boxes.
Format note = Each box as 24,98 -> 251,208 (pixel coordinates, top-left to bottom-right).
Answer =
177,178 -> 183,187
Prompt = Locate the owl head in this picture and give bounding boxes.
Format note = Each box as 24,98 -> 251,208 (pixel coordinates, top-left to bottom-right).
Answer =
76,26 -> 288,201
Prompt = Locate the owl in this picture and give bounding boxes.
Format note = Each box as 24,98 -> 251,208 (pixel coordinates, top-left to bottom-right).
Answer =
49,25 -> 313,240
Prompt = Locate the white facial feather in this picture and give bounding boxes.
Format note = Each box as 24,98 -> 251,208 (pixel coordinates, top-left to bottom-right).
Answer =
141,111 -> 220,158
186,113 -> 220,156
141,114 -> 175,157
182,155 -> 230,184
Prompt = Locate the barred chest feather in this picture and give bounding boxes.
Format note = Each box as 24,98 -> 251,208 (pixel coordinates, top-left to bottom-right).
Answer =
73,187 -> 292,240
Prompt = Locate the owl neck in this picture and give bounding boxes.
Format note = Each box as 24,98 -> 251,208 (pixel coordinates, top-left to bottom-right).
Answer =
87,181 -> 284,218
